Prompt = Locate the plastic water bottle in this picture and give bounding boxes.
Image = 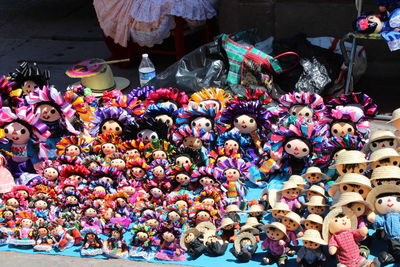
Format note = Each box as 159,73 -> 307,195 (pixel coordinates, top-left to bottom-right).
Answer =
139,54 -> 156,86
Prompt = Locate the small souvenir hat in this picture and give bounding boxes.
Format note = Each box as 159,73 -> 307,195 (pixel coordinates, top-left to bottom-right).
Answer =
331,192 -> 373,210
225,204 -> 241,213
388,108 -> 400,123
245,216 -> 262,227
219,217 -> 236,229
269,182 -> 301,208
366,184 -> 400,213
281,211 -> 302,229
245,204 -> 266,214
261,222 -> 289,240
279,181 -> 302,192
336,173 -> 371,189
287,175 -> 307,185
66,58 -> 130,96
364,130 -> 398,152
268,202 -> 291,213
304,195 -> 328,206
302,167 -> 329,179
305,185 -> 327,199
298,229 -> 327,245
303,214 -> 323,225
234,232 -> 256,253
371,166 -> 400,182
180,228 -> 200,251
195,221 -> 216,233
203,230 -> 224,246
322,207 -> 357,242
329,150 -> 368,169
369,148 -> 400,163
239,224 -> 260,235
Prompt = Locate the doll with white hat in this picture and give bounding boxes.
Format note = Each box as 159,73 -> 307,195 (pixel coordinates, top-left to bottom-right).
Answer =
334,173 -> 372,200
302,167 -> 327,188
304,195 -> 328,217
364,130 -> 399,154
369,148 -> 400,169
389,107 -> 400,135
304,185 -> 327,202
370,166 -> 400,187
299,214 -> 324,237
366,185 -> 400,266
281,211 -> 302,256
223,204 -> 241,224
203,230 -> 228,257
296,229 -> 327,267
287,175 -> 307,189
219,217 -> 238,243
258,188 -> 270,210
261,222 -> 289,265
180,228 -> 205,259
238,222 -> 261,242
277,182 -> 302,212
245,200 -> 266,225
230,232 -> 258,263
267,202 -> 291,223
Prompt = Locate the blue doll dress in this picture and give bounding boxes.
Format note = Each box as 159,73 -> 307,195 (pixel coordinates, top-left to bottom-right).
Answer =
381,8 -> 400,51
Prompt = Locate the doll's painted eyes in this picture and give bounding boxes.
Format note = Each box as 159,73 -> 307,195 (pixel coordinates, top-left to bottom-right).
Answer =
249,119 -> 254,123
4,129 -> 8,134
302,148 -> 307,152
390,141 -> 394,146
358,189 -> 364,195
394,161 -> 398,165
21,129 -> 26,134
372,143 -> 377,148
102,126 -> 107,130
50,109 -> 56,114
286,144 -> 291,149
234,119 -> 239,123
333,129 -> 338,134
138,133 -> 143,138
305,113 -> 310,117
115,127 -> 120,131
378,199 -> 383,204
347,128 -> 352,132
343,185 -> 348,191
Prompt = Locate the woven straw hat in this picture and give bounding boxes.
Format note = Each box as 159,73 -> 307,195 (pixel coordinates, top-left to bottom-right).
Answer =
225,204 -> 241,213
268,202 -> 291,212
180,228 -> 200,251
366,184 -> 400,213
219,217 -> 236,229
305,185 -> 327,199
202,230 -> 225,246
281,211 -> 302,228
365,130 -> 398,152
369,148 -> 400,162
245,204 -> 266,214
322,207 -> 357,242
304,214 -> 323,225
304,195 -> 328,206
268,189 -> 280,209
371,166 -> 400,181
287,175 -> 307,185
279,181 -> 302,192
261,222 -> 289,240
302,167 -> 329,179
245,216 -> 262,227
298,229 -> 327,245
388,108 -> 400,123
234,232 -> 256,253
329,150 -> 368,169
195,222 -> 216,233
331,192 -> 373,211
336,173 -> 371,189
239,224 -> 260,235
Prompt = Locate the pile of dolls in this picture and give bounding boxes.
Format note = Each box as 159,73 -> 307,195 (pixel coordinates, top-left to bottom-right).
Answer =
0,61 -> 400,266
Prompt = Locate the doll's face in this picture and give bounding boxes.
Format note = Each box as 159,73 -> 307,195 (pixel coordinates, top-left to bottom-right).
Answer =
175,200 -> 188,209
224,139 -> 239,152
199,176 -> 214,187
44,167 -> 58,180
67,175 -> 83,184
116,197 -> 127,207
111,230 -> 121,239
175,156 -> 192,166
137,129 -> 158,143
329,214 -> 352,234
146,219 -> 159,229
22,80 -> 38,95
126,149 -> 140,158
339,184 -> 370,199
289,105 -> 313,120
88,162 -> 99,171
184,232 -> 195,243
21,218 -> 33,228
150,188 -> 163,198
199,100 -> 221,112
155,115 -> 173,128
17,190 -> 29,199
86,233 -> 96,241
196,211 -> 211,223
63,186 -> 76,193
110,159 -> 125,171
101,120 -> 123,135
308,205 -> 327,216
266,227 -> 285,241
38,104 -> 61,122
366,15 -> 383,33
338,163 -> 367,176
282,217 -> 299,231
35,200 -> 48,209
66,195 -> 78,205
375,195 -> 400,214
93,198 -> 105,208
100,176 -> 113,185
6,198 -> 19,208
153,166 -> 166,178
101,143 -> 117,155
183,136 -> 203,150
305,173 -> 322,183
306,191 -> 324,201
272,210 -> 289,219
85,208 -> 97,217
160,101 -> 178,111
162,231 -> 175,242
4,122 -> 30,144
284,139 -> 310,158
51,225 -> 64,236
176,173 -> 190,185
152,150 -> 167,160
191,117 -> 213,132
223,168 -> 240,181
3,210 -> 14,220
303,240 -> 320,249
331,122 -> 355,139
373,179 -> 400,187
370,139 -> 398,152
223,224 -> 234,230
371,157 -> 400,169
168,211 -> 180,222
282,188 -> 300,200
65,145 -> 80,157
202,198 -> 215,206
131,167 -> 145,179
137,232 -> 148,241
304,221 -> 322,231
121,185 -> 135,195
234,115 -> 257,134
347,202 -> 366,217
240,238 -> 252,246
38,227 -> 48,237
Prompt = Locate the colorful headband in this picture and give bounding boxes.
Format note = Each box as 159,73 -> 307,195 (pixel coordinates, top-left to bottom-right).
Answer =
2,191 -> 26,206
29,193 -> 56,208
147,159 -> 172,179
105,93 -> 146,117
195,187 -> 223,203
145,139 -> 176,159
189,203 -> 218,218
0,75 -> 21,108
36,160 -> 61,176
89,106 -> 136,136
63,86 -> 96,121
145,103 -> 177,121
214,158 -> 251,181
11,185 -> 34,196
57,180 -> 78,193
172,125 -> 214,145
126,157 -> 150,170
118,139 -> 148,154
192,166 -> 215,180
60,164 -> 90,180
147,88 -> 189,107
91,166 -> 122,181
229,88 -> 272,105
124,117 -> 169,142
92,134 -> 122,154
9,61 -> 50,90
166,190 -> 194,207
15,210 -> 36,224
216,131 -> 249,148
56,135 -> 90,156
81,155 -> 105,167
81,226 -> 101,236
176,105 -> 224,133
87,191 -> 107,201
88,179 -> 114,194
128,85 -> 155,101
170,163 -> 196,177
106,191 -> 129,202
328,92 -> 377,116
190,87 -> 232,107
55,154 -> 83,166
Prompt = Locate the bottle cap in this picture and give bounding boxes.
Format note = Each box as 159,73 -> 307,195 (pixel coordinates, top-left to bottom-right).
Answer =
142,54 -> 149,58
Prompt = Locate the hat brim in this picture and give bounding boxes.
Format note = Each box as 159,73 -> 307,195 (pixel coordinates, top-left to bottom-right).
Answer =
331,198 -> 373,211
195,222 -> 217,233
322,207 -> 357,242
366,185 -> 400,210
234,232 -> 257,253
261,224 -> 289,240
180,228 -> 200,251
203,230 -> 224,246
70,76 -> 131,97
268,189 -> 280,210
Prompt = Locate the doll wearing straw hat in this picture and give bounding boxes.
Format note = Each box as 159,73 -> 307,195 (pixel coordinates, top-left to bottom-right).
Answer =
302,167 -> 328,188
304,195 -> 328,217
230,231 -> 257,263
370,165 -> 400,187
274,182 -> 303,212
369,148 -> 400,169
238,222 -> 261,242
203,230 -> 228,256
244,201 -> 266,226
304,185 -> 327,202
281,211 -> 302,256
334,173 -> 372,200
180,228 -> 205,259
267,202 -> 291,223
296,229 -> 327,267
364,130 -> 399,154
299,214 -> 324,237
261,222 -> 289,265
219,217 -> 238,243
389,107 -> 400,135
223,204 -> 241,224
366,185 -> 400,267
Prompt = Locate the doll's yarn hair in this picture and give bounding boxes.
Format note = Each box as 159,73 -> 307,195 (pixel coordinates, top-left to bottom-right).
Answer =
29,193 -> 56,208
189,203 -> 218,219
36,160 -> 61,176
56,135 -> 90,156
15,210 -> 37,224
176,105 -> 224,132
148,159 -> 172,180
170,163 -> 196,179
328,92 -> 377,116
118,139 -> 148,154
33,184 -> 57,199
128,85 -> 155,101
145,139 -> 176,160
229,88 -> 272,105
105,93 -> 146,117
190,87 -> 232,107
88,179 -> 114,194
11,185 -> 34,197
192,166 -> 215,181
195,187 -> 223,205
89,106 -> 136,137
172,146 -> 203,165
158,223 -> 182,239
92,134 -> 122,154
126,157 -> 150,170
216,131 -> 249,149
58,190 -> 83,206
57,180 -> 78,194
144,103 -> 177,120
220,100 -> 272,130
124,117 -> 169,142
91,166 -> 122,181
147,87 -> 189,107
59,164 -> 90,180
0,75 -> 21,108
166,190 -> 195,207
353,13 -> 379,34
55,154 -> 83,166
207,147 -> 241,167
2,191 -> 27,206
131,224 -> 156,244
214,158 -> 251,182
172,124 -> 214,146
9,61 -> 50,89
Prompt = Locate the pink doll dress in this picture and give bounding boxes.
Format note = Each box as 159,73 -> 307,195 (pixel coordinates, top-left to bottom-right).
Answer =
0,161 -> 15,194
155,241 -> 186,261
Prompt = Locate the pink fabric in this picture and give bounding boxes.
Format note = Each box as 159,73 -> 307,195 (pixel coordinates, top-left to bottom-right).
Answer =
279,197 -> 300,211
0,165 -> 15,194
329,229 -> 364,267
262,237 -> 286,256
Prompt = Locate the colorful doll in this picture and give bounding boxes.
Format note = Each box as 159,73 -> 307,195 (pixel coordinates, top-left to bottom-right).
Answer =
0,206 -> 16,228
104,152 -> 128,173
267,202 -> 291,223
50,222 -> 75,251
230,232 -> 257,263
369,148 -> 400,169
302,167 -> 327,188
88,179 -> 115,194
106,192 -> 131,219
176,105 -> 224,135
59,164 -> 90,188
58,191 -> 82,213
124,117 -> 169,144
173,146 -> 203,166
147,159 -> 172,186
195,187 -> 224,210
269,182 -> 302,212
265,118 -> 326,175
26,85 -> 82,158
80,206 -> 103,233
144,103 -> 177,131
37,160 -> 60,186
219,217 -> 238,242
192,166 -> 219,192
366,185 -> 400,266
92,134 -> 122,158
104,92 -> 146,118
11,185 -> 33,202
281,211 -> 302,256
0,152 -> 15,193
103,224 -> 129,259
180,228 -> 205,259
63,84 -> 96,123
2,191 -> 26,209
299,214 -> 323,236
8,211 -> 36,246
304,196 -> 328,217
89,106 -> 136,137
389,107 -> 400,134
261,222 -> 289,265
82,155 -> 105,171
189,87 -> 232,112
130,224 -> 157,260
144,139 -> 175,162
304,185 -> 327,202
138,211 -> 162,231
56,135 -> 90,159
155,224 -> 186,261
203,230 -> 228,256
0,106 -> 50,179
170,163 -> 196,192
118,139 -> 147,159
189,203 -> 218,227
33,223 -> 54,252
216,131 -> 249,158
323,207 -> 371,267
147,87 -> 189,110
364,130 -> 399,153
370,166 -> 400,187
245,201 -> 266,225
222,204 -> 241,224
92,167 -> 122,190
296,229 -> 327,267
80,227 -> 103,256
126,157 -> 150,186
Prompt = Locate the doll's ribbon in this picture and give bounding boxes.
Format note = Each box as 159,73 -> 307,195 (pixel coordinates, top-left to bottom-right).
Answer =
9,89 -> 22,97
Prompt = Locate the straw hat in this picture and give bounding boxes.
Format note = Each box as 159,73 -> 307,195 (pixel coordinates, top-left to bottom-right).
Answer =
336,173 -> 371,189
329,150 -> 368,169
66,58 -> 130,97
281,211 -> 302,228
388,108 -> 400,123
269,182 -> 301,208
322,207 -> 357,242
219,217 -> 236,229
304,214 -> 323,225
298,229 -> 327,245
331,192 -> 373,211
245,216 -> 262,227
234,232 -> 256,253
371,166 -> 400,181
279,182 -> 302,192
305,185 -> 327,199
261,222 -> 289,240
239,224 -> 260,235
364,130 -> 398,152
302,167 -> 329,179
287,175 -> 307,185
202,230 -> 225,246
196,222 -> 216,233
268,202 -> 291,212
180,228 -> 200,251
225,204 -> 241,213
366,185 -> 400,213
369,148 -> 400,163
245,204 -> 266,214
304,195 -> 328,206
